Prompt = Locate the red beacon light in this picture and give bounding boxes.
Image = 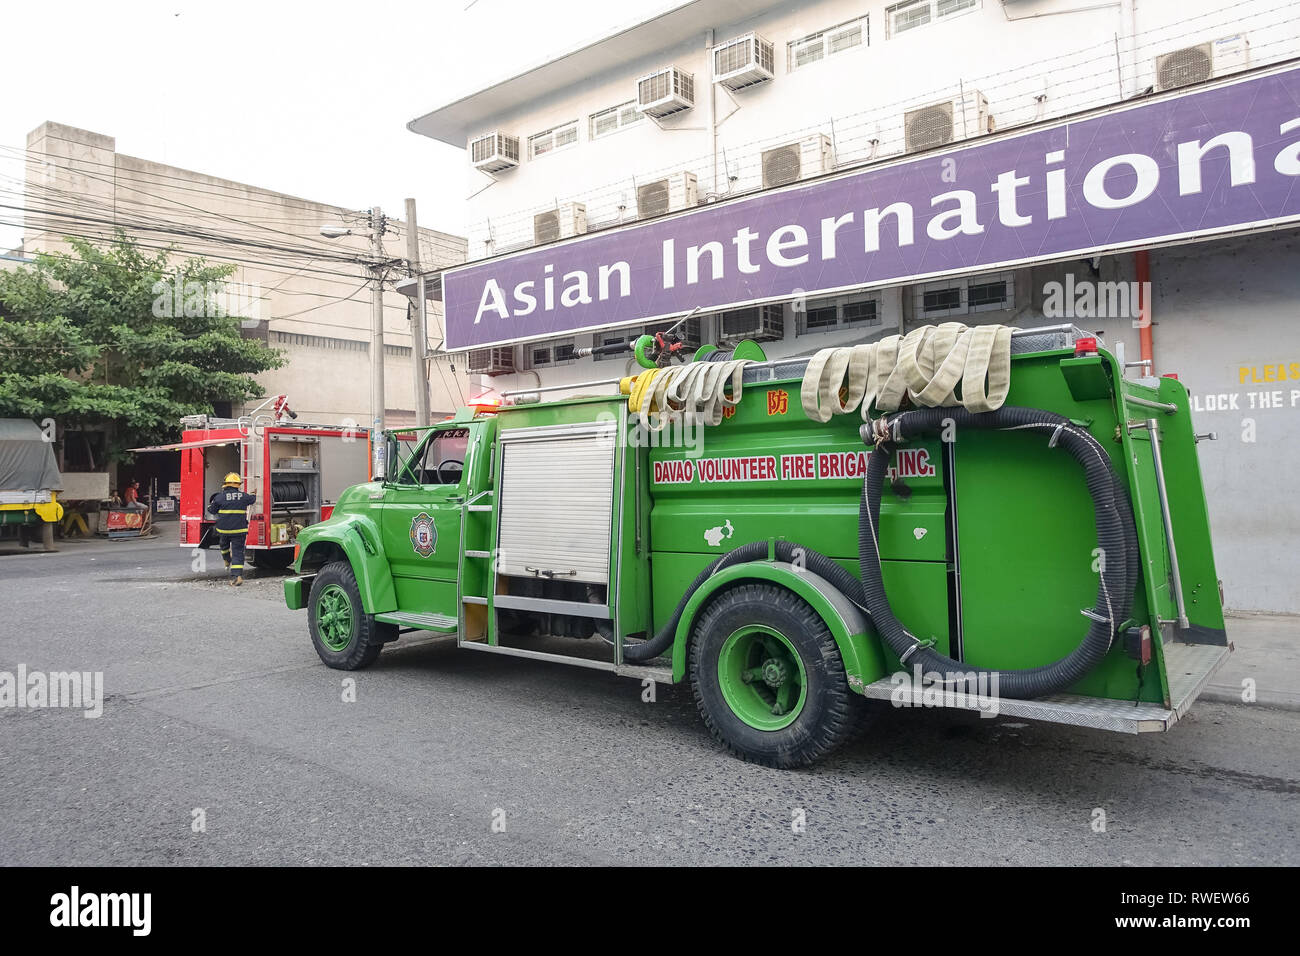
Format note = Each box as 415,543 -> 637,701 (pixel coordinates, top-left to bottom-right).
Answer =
1162,372 -> 1179,380
1073,336 -> 1099,357
467,392 -> 502,415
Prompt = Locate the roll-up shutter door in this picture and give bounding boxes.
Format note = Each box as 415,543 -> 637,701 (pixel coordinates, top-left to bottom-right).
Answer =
497,424 -> 616,585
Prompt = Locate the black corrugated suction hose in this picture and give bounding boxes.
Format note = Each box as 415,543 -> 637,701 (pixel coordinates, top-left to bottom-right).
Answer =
859,405 -> 1137,699
623,405 -> 1137,698
621,540 -> 866,663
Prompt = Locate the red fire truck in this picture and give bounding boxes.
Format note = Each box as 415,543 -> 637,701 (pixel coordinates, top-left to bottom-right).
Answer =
142,396 -> 372,570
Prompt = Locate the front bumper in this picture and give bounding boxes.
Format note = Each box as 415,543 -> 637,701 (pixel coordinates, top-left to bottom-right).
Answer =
283,575 -> 315,610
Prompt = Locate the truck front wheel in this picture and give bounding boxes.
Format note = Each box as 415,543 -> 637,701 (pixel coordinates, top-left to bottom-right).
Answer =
307,560 -> 390,669
689,583 -> 857,768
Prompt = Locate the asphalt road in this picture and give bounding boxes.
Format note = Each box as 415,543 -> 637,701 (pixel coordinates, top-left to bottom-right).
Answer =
1,536 -> 1297,865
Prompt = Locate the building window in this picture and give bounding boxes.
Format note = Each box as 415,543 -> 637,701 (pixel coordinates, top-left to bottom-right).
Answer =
796,292 -> 883,335
592,330 -> 633,362
271,329 -> 412,356
922,286 -> 963,316
914,272 -> 1013,318
967,278 -> 1010,312
528,120 -> 579,159
886,0 -> 979,38
273,330 -> 367,353
788,16 -> 868,71
590,102 -> 644,140
526,338 -> 577,369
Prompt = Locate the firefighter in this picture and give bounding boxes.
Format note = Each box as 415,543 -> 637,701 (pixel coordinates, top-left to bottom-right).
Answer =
209,472 -> 256,586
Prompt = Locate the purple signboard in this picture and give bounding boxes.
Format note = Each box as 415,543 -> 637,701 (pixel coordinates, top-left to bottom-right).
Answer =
444,66 -> 1300,351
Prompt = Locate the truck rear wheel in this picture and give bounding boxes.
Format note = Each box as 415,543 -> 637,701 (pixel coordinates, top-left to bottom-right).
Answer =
689,583 -> 856,768
308,560 -> 390,670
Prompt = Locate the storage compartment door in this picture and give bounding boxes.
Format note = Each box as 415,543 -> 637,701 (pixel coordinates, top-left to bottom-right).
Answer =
497,425 -> 616,585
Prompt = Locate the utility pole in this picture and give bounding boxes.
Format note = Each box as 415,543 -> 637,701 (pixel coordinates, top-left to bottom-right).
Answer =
405,197 -> 431,427
368,206 -> 386,435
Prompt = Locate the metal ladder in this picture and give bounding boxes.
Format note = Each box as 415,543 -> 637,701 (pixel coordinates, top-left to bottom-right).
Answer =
460,489 -> 495,599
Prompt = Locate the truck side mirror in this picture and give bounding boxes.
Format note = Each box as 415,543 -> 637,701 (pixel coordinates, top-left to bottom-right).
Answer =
372,431 -> 392,482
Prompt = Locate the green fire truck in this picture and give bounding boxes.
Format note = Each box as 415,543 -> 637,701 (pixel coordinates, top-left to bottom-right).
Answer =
282,325 -> 1230,768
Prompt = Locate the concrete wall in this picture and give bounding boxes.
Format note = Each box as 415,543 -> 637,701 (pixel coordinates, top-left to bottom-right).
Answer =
1151,228 -> 1300,613
22,122 -> 470,427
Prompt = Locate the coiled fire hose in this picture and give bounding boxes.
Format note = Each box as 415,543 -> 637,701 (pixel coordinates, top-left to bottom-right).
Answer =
858,406 -> 1138,698
623,325 -> 1137,697
802,323 -> 1014,421
624,359 -> 751,430
625,408 -> 1138,696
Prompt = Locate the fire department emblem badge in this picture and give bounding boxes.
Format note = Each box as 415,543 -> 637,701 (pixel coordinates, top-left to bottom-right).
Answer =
409,512 -> 437,557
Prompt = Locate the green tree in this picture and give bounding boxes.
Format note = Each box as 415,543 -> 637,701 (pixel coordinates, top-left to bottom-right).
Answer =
0,233 -> 283,461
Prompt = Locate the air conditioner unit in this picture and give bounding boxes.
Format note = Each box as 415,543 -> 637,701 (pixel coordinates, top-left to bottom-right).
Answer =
533,202 -> 587,244
467,347 -> 515,376
761,134 -> 835,189
468,131 -> 520,173
718,304 -> 785,342
1155,35 -> 1250,92
636,171 -> 698,219
637,67 -> 695,117
904,91 -> 991,153
714,32 -> 776,91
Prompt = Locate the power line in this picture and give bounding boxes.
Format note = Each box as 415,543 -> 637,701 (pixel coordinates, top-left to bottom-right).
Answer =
0,142 -> 464,264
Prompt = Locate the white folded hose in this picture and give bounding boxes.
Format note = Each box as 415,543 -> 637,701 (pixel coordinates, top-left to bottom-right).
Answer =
629,359 -> 752,431
801,323 -> 1014,422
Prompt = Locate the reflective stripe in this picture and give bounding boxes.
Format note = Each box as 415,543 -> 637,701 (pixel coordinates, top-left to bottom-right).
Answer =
231,565 -> 243,570
215,527 -> 248,534
217,509 -> 245,514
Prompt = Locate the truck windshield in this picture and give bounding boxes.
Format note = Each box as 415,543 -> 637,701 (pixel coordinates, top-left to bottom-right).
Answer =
392,427 -> 469,486
389,432 -> 424,483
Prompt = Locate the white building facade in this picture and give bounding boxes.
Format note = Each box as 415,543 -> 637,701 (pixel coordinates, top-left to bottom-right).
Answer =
407,0 -> 1300,614
22,122 -> 470,428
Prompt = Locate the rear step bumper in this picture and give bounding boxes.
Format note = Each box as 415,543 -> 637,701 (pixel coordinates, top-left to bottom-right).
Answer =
856,641 -> 1231,733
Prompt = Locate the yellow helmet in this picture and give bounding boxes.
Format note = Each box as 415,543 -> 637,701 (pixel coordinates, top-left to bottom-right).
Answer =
223,472 -> 240,486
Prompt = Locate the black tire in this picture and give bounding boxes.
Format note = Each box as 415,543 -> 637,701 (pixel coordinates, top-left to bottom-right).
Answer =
689,583 -> 857,769
307,560 -> 392,670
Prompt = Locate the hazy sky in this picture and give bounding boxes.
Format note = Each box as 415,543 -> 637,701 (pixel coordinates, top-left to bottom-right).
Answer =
0,0 -> 674,251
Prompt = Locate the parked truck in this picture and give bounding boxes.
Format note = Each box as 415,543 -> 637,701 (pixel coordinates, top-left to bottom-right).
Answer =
135,396 -> 372,570
0,418 -> 63,551
282,326 -> 1230,767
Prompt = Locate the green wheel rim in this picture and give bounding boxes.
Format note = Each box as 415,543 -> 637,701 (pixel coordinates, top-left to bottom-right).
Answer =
316,584 -> 355,652
717,625 -> 807,731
